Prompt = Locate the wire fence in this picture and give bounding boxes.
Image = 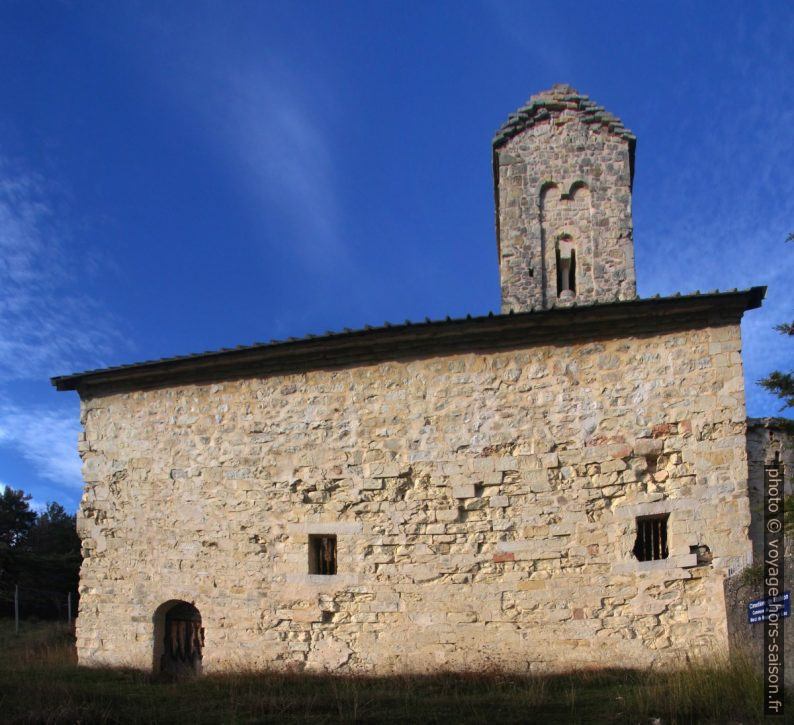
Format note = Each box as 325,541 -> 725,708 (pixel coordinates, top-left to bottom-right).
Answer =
0,584 -> 77,630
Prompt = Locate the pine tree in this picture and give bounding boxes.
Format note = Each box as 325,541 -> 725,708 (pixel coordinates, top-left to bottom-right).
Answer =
0,487 -> 36,548
758,234 -> 794,410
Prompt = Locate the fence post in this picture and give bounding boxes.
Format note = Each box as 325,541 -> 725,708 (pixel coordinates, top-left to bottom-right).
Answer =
14,584 -> 19,635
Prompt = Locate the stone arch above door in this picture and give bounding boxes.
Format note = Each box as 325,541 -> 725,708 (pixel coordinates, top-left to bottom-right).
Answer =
152,600 -> 203,676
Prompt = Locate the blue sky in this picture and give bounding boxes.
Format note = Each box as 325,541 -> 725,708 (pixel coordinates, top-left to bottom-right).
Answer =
0,1 -> 792,512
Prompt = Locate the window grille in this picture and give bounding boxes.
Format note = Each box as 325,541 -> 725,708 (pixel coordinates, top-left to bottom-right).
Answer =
633,514 -> 669,561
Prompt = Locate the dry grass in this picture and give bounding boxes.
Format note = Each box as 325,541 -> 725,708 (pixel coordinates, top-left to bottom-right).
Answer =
0,619 -> 785,724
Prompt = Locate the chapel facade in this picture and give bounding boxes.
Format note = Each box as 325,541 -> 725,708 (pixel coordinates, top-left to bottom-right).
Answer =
54,85 -> 766,674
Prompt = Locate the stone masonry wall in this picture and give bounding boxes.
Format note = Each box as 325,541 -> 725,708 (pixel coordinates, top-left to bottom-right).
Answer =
495,87 -> 636,313
75,322 -> 750,674
745,418 -> 794,560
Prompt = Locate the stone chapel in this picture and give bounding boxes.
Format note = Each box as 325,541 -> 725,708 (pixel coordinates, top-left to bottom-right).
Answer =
53,85 -> 773,674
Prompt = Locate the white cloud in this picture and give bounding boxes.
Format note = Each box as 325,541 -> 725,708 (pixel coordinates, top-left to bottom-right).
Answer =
0,480 -> 49,513
0,402 -> 82,490
132,16 -> 346,269
206,65 -> 345,267
0,158 -> 121,497
0,158 -> 125,382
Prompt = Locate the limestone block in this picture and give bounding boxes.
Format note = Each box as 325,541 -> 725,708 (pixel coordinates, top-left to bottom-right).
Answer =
291,607 -> 323,623
452,484 -> 476,499
306,637 -> 352,671
285,573 -> 360,586
518,580 -> 546,591
519,455 -> 543,470
286,522 -> 364,535
471,458 -> 495,473
609,444 -> 632,459
440,462 -> 463,475
541,452 -> 559,468
600,459 -> 627,473
482,471 -> 503,485
81,457 -> 106,483
447,611 -> 477,623
634,439 -> 663,457
495,457 -> 518,471
525,470 -> 551,493
364,463 -> 402,478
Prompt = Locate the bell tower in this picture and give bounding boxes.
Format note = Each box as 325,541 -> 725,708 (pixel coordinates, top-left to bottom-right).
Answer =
493,85 -> 637,312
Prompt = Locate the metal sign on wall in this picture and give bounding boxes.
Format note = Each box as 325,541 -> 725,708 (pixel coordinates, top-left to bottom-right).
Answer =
748,591 -> 790,624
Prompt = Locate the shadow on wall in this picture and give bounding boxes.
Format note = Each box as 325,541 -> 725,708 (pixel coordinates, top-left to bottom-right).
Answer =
152,600 -> 203,677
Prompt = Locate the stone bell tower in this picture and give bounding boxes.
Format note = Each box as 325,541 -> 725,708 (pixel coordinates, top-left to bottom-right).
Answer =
493,85 -> 637,312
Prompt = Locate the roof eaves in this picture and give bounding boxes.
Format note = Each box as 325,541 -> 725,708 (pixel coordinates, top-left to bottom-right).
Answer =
50,287 -> 766,393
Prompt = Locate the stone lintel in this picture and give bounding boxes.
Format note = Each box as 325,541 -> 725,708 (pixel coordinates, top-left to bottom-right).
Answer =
612,554 -> 699,575
286,522 -> 363,535
285,574 -> 361,587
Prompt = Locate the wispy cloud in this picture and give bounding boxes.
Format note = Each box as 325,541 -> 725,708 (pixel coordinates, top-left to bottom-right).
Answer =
116,5 -> 350,284
143,34 -> 345,268
0,158 -> 124,381
212,67 -> 344,266
0,402 -> 82,490
0,158 -> 121,497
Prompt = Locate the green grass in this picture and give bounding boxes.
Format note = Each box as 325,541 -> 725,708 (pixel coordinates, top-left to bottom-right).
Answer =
0,619 -> 785,724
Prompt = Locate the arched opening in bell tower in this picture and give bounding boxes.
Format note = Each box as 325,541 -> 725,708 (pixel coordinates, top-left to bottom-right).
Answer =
555,235 -> 576,300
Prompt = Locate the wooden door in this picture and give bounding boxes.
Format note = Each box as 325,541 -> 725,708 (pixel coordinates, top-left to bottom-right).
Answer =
160,602 -> 203,676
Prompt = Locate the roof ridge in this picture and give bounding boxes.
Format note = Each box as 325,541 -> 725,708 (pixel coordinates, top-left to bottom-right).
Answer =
51,288 -> 766,390
493,85 -> 635,148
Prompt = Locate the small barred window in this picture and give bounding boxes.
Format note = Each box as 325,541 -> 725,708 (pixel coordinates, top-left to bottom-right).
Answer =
633,514 -> 669,561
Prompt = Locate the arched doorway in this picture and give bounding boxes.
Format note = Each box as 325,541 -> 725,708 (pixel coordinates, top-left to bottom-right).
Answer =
153,600 -> 203,676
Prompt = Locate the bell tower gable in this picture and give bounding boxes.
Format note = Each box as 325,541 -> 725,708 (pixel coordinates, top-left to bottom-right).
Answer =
493,85 -> 637,312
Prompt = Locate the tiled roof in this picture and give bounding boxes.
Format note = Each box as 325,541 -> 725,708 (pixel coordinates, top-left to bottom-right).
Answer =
492,84 -> 636,149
